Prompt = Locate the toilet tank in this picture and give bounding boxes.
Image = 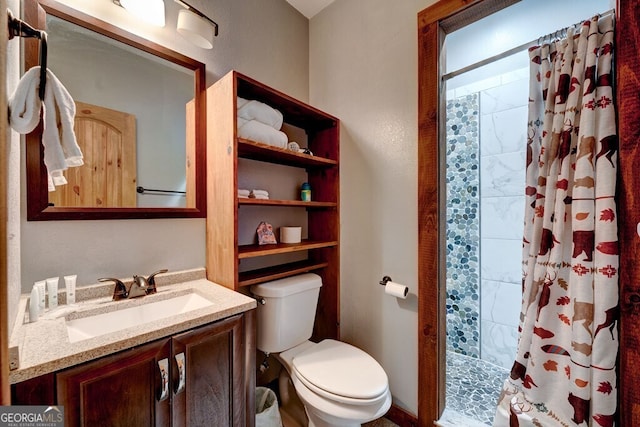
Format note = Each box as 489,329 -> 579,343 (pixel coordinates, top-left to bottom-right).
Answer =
250,273 -> 322,354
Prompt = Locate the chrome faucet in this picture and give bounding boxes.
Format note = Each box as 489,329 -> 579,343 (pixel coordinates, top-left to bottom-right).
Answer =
128,275 -> 149,298
99,269 -> 168,301
135,269 -> 168,295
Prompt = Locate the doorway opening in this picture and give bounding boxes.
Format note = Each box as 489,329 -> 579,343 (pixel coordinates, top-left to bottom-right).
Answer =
436,0 -> 612,425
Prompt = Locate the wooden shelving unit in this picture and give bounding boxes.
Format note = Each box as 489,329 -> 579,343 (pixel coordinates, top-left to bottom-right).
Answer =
206,71 -> 340,341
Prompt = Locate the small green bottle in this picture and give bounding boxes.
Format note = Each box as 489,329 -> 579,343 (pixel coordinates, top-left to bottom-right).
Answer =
300,182 -> 311,201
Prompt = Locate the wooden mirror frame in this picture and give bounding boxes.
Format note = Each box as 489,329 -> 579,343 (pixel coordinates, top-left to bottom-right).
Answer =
24,0 -> 206,220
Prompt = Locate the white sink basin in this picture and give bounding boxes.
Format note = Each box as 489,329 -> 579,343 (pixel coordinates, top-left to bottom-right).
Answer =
66,292 -> 213,343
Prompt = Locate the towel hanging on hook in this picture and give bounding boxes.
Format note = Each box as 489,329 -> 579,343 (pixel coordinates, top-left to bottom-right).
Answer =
7,9 -> 48,101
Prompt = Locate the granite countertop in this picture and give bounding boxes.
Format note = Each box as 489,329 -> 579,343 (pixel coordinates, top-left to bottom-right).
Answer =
9,268 -> 256,384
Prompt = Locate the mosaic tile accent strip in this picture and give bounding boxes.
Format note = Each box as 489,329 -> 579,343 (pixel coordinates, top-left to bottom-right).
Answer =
445,351 -> 510,425
445,93 -> 481,357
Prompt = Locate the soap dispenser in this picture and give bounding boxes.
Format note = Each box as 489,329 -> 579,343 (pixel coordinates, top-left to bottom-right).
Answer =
29,285 -> 39,322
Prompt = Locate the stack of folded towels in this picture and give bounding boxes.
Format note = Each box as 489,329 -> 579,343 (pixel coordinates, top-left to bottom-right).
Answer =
238,189 -> 250,199
237,97 -> 288,149
249,189 -> 269,200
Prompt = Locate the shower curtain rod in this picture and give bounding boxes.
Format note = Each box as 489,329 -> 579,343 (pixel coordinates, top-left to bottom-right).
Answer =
442,8 -> 615,82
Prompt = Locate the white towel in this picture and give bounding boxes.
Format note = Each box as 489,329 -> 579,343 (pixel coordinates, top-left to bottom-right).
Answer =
9,66 -> 84,190
238,189 -> 250,198
250,189 -> 269,200
237,97 -> 283,130
237,97 -> 250,109
8,68 -> 41,134
237,118 -> 288,149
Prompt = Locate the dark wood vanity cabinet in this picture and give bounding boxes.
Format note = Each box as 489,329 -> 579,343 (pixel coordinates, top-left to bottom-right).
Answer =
57,338 -> 172,427
12,312 -> 256,427
171,315 -> 250,426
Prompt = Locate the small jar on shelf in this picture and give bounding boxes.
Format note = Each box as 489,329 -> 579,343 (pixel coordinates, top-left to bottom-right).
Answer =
300,182 -> 311,201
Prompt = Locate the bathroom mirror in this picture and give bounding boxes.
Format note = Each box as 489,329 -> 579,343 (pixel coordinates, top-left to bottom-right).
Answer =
24,0 -> 206,220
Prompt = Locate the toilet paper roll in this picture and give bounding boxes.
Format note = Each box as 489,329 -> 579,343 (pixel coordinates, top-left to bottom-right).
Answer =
385,281 -> 408,299
280,226 -> 302,243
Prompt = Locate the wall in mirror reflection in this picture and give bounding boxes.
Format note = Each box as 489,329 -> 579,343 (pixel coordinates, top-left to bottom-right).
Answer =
47,14 -> 194,208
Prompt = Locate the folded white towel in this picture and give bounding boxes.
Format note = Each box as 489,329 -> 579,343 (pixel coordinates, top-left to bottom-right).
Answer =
237,97 -> 250,109
9,66 -> 84,190
237,97 -> 283,130
237,118 -> 288,149
237,189 -> 251,196
249,188 -> 269,200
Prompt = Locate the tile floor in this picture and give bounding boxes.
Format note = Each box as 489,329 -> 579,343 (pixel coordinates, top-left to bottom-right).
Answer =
442,351 -> 510,425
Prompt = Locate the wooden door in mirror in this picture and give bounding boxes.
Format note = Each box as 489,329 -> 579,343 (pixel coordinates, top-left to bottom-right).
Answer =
48,101 -> 137,208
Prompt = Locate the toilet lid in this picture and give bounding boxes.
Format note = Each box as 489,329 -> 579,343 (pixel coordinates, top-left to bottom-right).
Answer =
292,339 -> 389,403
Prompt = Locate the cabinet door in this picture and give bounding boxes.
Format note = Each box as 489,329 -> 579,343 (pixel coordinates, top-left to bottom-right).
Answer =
171,314 -> 247,427
56,339 -> 171,427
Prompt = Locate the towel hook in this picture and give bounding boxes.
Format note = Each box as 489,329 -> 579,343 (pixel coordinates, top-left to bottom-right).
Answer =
38,32 -> 48,101
7,9 -> 48,101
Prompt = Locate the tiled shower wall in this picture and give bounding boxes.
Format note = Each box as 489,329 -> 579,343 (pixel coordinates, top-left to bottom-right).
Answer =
445,94 -> 481,357
445,69 -> 528,369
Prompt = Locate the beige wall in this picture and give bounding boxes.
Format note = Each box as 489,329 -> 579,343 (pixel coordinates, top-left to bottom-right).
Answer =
18,0 -> 309,291
309,0 -> 436,415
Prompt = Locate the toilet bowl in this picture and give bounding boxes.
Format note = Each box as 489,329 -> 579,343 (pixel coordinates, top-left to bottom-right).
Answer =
251,274 -> 392,427
277,340 -> 391,427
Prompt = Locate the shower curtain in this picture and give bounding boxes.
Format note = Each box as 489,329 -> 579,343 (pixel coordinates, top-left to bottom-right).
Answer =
494,14 -> 618,427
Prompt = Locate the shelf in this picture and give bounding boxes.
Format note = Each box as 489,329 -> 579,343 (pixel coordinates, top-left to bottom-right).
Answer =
238,139 -> 337,168
238,198 -> 337,208
238,260 -> 329,287
238,239 -> 338,259
236,72 -> 338,131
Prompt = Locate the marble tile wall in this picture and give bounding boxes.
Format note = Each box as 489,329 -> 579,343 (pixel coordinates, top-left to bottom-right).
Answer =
478,73 -> 528,369
445,68 -> 528,369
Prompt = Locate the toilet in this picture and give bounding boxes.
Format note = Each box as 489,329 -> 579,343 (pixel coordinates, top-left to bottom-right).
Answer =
251,273 -> 392,427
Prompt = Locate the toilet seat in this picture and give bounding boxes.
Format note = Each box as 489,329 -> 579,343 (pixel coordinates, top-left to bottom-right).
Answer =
291,339 -> 389,405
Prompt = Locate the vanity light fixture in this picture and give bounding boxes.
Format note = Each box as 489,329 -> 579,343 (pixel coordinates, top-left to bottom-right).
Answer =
174,0 -> 219,49
114,0 -> 166,27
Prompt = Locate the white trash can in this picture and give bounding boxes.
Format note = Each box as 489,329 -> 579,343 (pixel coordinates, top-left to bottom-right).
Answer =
256,386 -> 283,427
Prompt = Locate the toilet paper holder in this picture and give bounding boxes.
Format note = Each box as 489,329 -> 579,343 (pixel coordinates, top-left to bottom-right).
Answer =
379,275 -> 409,299
379,276 -> 393,286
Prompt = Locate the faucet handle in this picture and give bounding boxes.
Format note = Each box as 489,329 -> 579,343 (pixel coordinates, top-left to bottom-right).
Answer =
145,269 -> 168,295
99,277 -> 128,301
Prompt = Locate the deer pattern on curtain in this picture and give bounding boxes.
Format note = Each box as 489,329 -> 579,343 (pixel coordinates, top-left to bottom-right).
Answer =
494,14 -> 618,427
